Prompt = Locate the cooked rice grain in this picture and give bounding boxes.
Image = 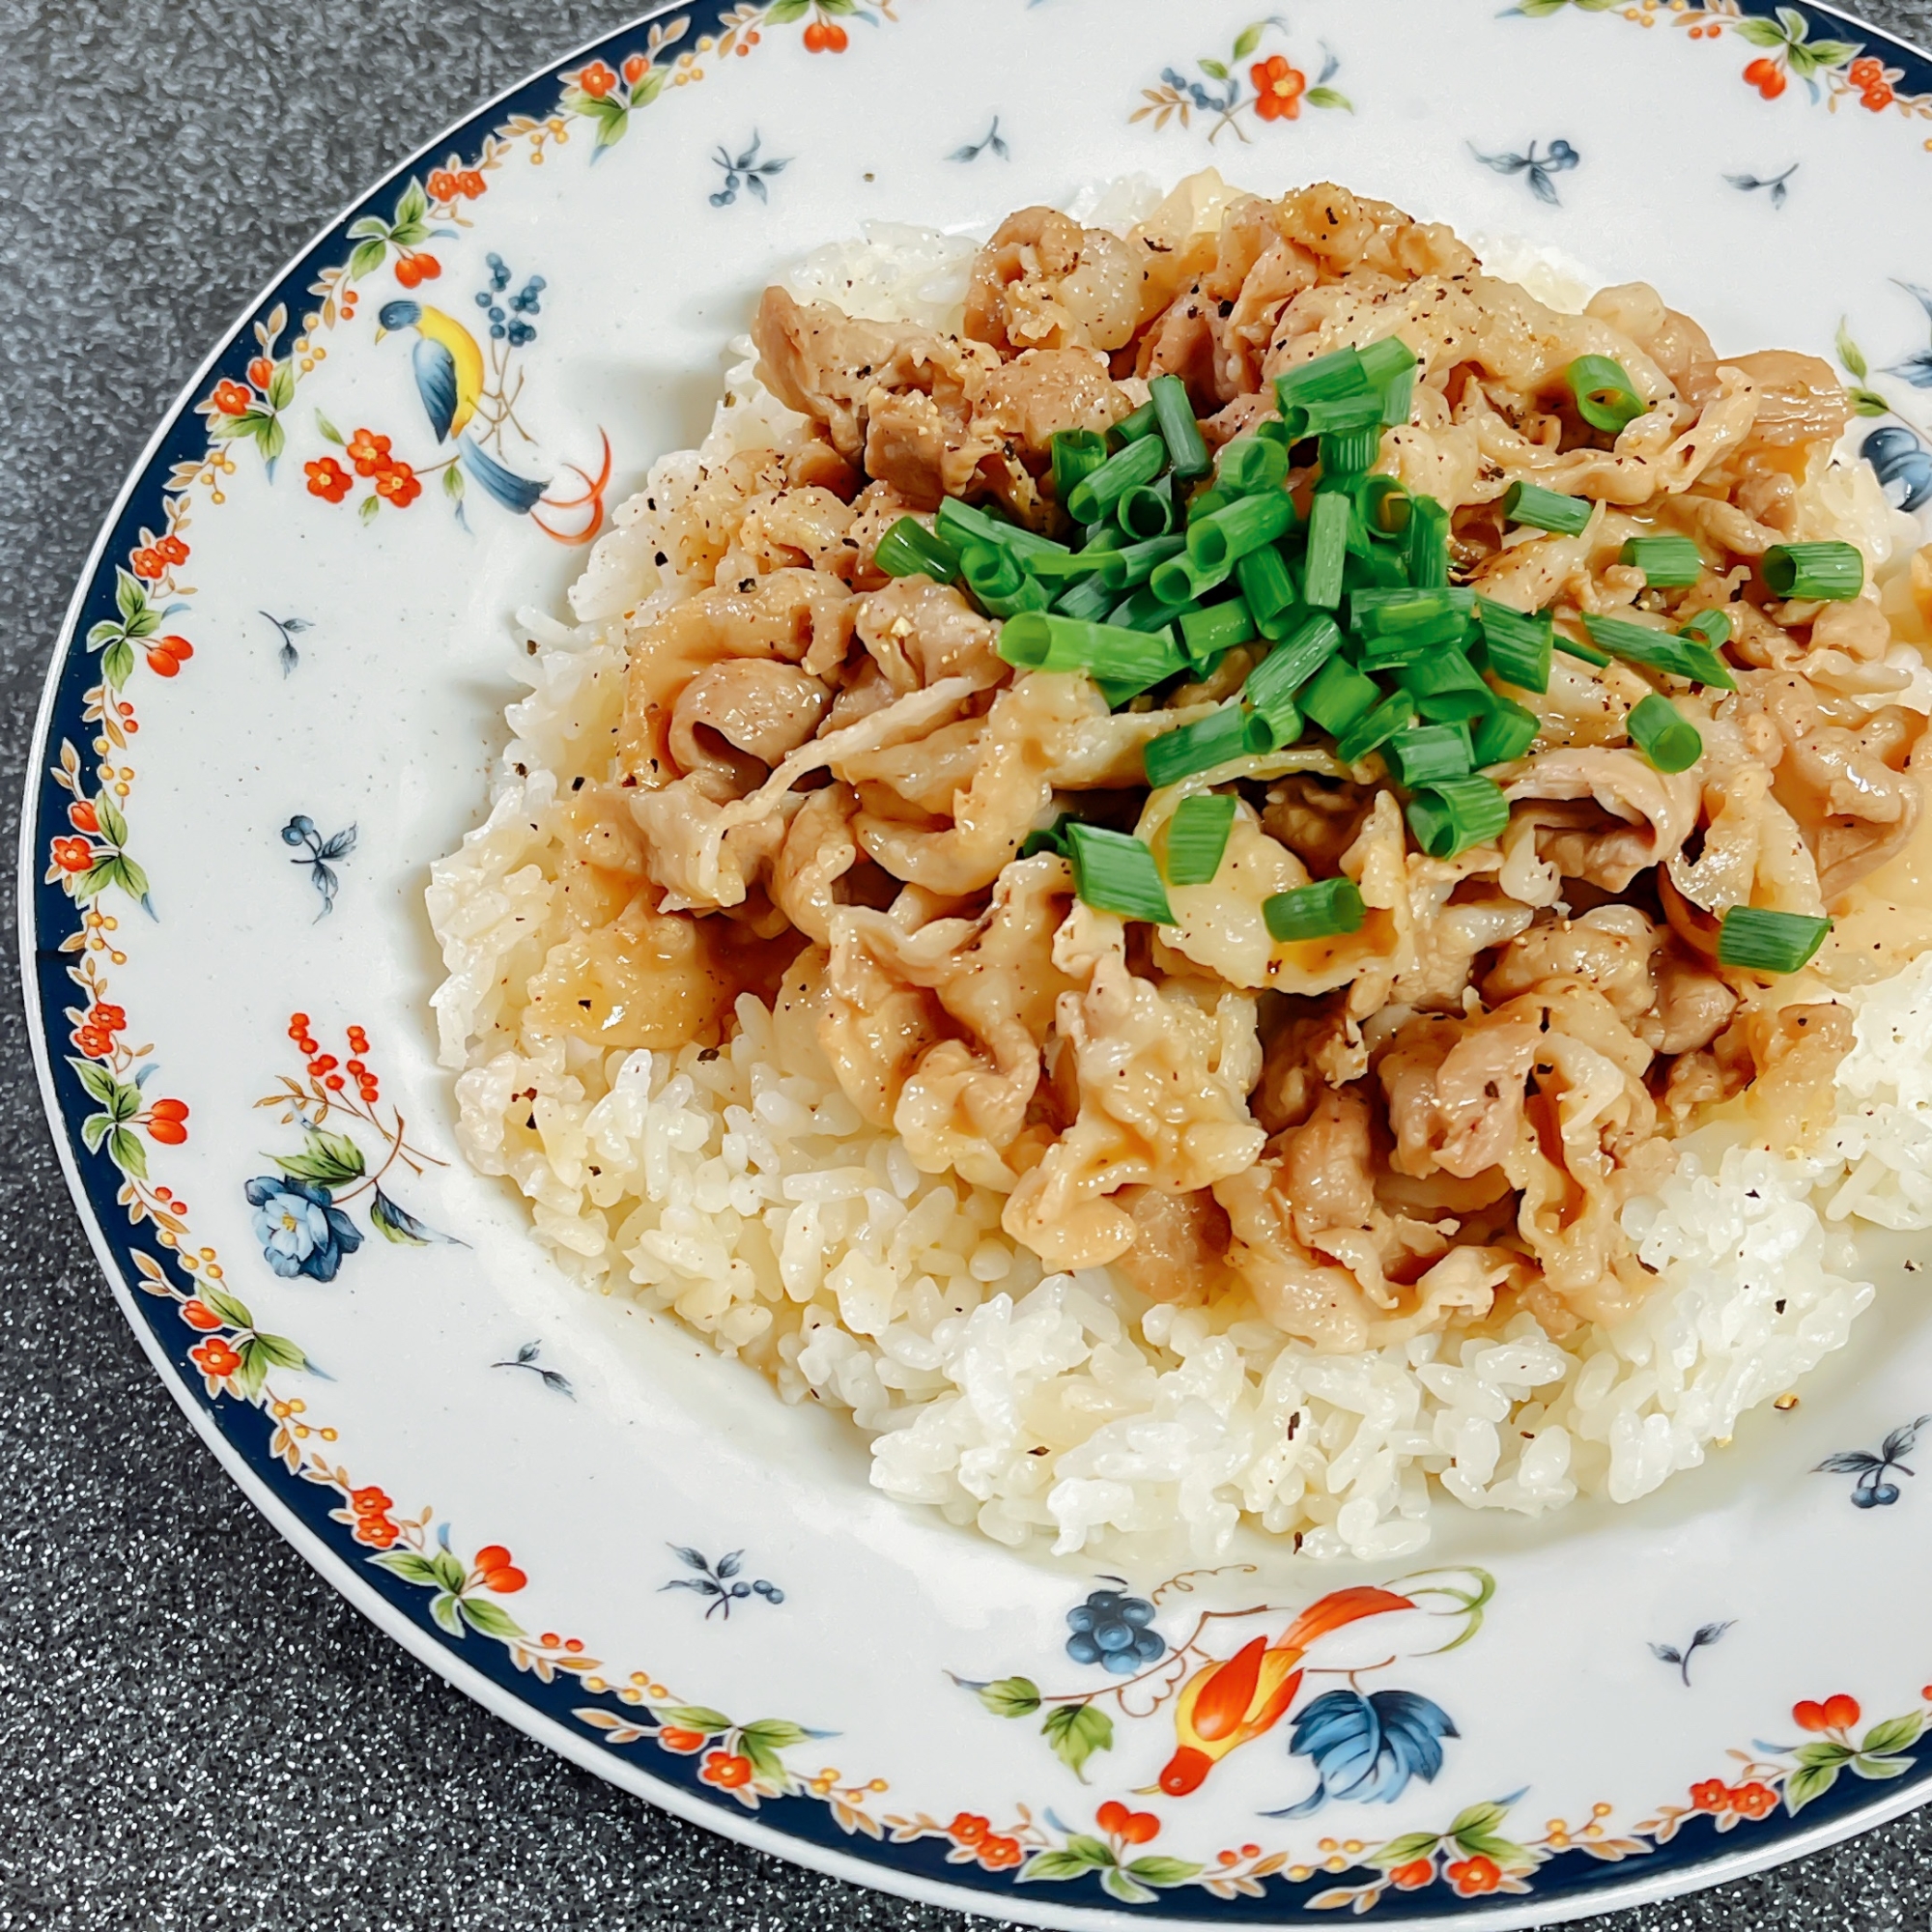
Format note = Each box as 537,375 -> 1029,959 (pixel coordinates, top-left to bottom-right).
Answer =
428,213 -> 1932,1562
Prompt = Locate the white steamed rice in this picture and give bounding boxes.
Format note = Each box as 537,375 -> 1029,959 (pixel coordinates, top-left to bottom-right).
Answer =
428,198 -> 1932,1563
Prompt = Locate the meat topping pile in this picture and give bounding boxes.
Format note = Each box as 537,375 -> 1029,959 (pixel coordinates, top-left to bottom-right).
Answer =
546,179 -> 1930,1353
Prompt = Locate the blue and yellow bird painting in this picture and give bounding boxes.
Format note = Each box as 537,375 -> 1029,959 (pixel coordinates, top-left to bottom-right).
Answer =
376,298 -> 548,515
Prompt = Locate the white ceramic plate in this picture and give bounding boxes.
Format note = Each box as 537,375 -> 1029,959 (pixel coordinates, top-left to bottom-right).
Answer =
27,1 -> 1932,1921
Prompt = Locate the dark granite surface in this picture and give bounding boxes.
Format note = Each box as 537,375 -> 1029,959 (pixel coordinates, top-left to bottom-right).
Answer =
3,2 -> 1931,1925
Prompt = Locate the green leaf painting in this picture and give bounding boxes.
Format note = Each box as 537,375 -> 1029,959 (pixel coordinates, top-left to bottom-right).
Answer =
459,1597 -> 526,1641
657,1705 -> 731,1734
1041,1703 -> 1113,1781
1860,1713 -> 1925,1757
370,1551 -> 441,1589
978,1677 -> 1041,1719
273,1126 -> 366,1188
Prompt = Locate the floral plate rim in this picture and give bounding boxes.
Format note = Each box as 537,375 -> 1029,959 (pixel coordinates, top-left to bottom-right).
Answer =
20,0 -> 1932,1924
8,0 -> 904,1896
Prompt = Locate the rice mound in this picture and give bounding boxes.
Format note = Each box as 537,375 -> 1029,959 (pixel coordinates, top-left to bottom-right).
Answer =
428,216 -> 1932,1563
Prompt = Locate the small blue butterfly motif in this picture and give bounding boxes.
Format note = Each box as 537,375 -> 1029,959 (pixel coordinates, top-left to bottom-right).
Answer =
1470,137 -> 1579,206
1816,1412 -> 1932,1507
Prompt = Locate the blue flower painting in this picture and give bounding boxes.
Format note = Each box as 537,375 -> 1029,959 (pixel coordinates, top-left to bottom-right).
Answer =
246,1030 -> 461,1285
1266,1687 -> 1460,1818
246,1175 -> 364,1282
1864,425 -> 1932,512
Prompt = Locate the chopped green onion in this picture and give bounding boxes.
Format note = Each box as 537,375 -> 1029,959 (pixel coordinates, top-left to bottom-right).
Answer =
1680,607 -> 1734,648
1114,399 -> 1160,443
1406,495 -> 1450,587
1301,391 -> 1386,435
1349,545 -> 1410,592
1111,533 -> 1188,588
1163,793 -> 1237,885
1334,691 -> 1417,766
1150,374 -> 1211,481
1245,696 -> 1303,751
1763,541 -> 1864,602
935,497 -> 1006,554
1151,550 -> 1232,608
1621,533 -> 1703,587
1143,557 -> 1190,609
1065,435 -> 1167,525
1255,601 -> 1308,644
1360,337 -> 1418,425
1680,644 -> 1741,688
1320,424 -> 1382,478
999,612 -> 1186,693
1116,478 -> 1176,541
1220,435 -> 1290,497
959,539 -> 1019,600
1236,545 -> 1298,632
1397,646 -> 1487,699
1717,905 -> 1833,974
962,543 -> 1051,618
936,496 -> 1068,563
1333,493 -> 1369,563
1186,487 -> 1232,526
1355,604 -> 1474,658
1275,348 -> 1373,411
1566,354 -> 1647,436
1144,705 -> 1266,788
1019,812 -> 1075,861
1065,822 -> 1174,923
1303,490 -> 1350,610
1274,404 -> 1311,440
1582,611 -> 1736,690
1246,612 -> 1344,713
1360,340 -> 1422,384
1053,573 -> 1117,622
1361,476 -> 1411,537
1179,598 -> 1257,664
1093,675 -> 1150,713
1051,430 -> 1109,511
1022,547 -> 1124,582
1665,639 -> 1736,690
1017,830 -> 1065,861
1398,651 -> 1491,725
1406,775 -> 1510,857
1356,338 -> 1418,426
1081,521 -> 1129,554
1188,491 -> 1296,573
1554,629 -> 1612,668
1471,696 -> 1540,766
1627,693 -> 1703,774
1351,585 -> 1475,638
1358,336 -> 1417,389
1474,598 -> 1553,693
1387,721 -> 1474,786
1378,361 -> 1416,427
1359,625 -> 1464,668
1580,611 -> 1689,672
1503,480 -> 1592,537
1264,876 -> 1367,943
1416,687 -> 1495,725
1110,583 -> 1189,633
874,517 -> 962,583
1300,657 -> 1382,737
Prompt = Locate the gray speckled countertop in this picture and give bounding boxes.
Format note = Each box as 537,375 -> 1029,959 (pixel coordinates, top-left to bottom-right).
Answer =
4,4 -> 1932,1926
